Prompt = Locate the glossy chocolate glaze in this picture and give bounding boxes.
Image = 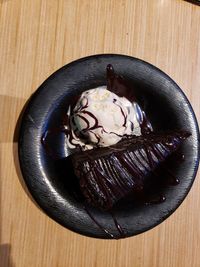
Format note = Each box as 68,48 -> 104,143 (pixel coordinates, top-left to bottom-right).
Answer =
107,64 -> 136,102
71,131 -> 190,210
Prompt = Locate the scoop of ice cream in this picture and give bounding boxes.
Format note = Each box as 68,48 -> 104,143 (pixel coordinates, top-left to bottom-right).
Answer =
67,86 -> 144,150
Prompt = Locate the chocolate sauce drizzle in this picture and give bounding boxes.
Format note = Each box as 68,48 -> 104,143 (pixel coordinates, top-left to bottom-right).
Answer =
107,64 -> 136,102
84,206 -> 115,239
41,126 -> 69,160
66,90 -> 129,149
41,64 -> 190,239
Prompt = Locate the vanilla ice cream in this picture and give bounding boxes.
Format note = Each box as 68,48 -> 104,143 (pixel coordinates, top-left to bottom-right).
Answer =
66,86 -> 144,150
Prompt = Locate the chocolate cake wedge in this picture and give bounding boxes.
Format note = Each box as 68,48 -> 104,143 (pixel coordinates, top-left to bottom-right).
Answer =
71,131 -> 190,210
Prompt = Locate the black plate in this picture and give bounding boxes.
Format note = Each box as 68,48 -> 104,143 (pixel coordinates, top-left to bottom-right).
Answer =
18,54 -> 200,239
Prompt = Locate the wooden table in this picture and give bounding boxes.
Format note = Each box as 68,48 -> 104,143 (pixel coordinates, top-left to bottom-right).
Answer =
1,0 -> 200,266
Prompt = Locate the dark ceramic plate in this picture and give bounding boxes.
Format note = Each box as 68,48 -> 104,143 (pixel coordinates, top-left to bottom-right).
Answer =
19,54 -> 200,239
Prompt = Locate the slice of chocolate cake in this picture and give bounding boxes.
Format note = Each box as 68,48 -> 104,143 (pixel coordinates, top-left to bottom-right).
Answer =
71,131 -> 190,210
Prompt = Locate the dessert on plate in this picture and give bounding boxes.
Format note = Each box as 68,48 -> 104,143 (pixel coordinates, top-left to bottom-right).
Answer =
64,64 -> 190,210
42,64 -> 190,238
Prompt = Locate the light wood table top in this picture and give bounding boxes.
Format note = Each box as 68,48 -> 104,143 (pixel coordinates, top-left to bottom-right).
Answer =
1,0 -> 200,266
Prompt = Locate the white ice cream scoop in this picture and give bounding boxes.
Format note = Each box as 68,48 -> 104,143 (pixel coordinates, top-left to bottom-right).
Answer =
66,86 -> 144,150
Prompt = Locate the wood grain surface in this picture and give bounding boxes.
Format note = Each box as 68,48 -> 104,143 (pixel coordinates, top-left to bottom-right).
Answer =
0,0 -> 200,266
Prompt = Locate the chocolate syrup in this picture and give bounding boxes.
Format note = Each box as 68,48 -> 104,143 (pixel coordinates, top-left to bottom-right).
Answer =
41,126 -> 68,159
84,206 -> 115,239
145,194 -> 166,205
110,211 -> 126,238
107,64 -> 136,102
